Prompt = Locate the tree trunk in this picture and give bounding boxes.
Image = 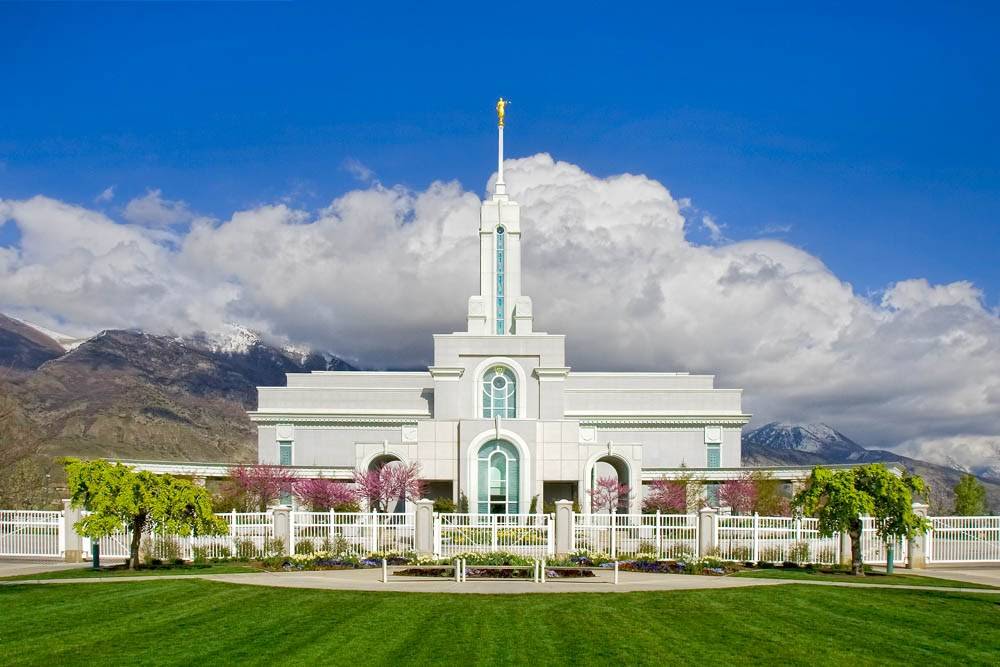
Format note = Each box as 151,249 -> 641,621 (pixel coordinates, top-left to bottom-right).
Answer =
849,519 -> 864,576
128,514 -> 146,570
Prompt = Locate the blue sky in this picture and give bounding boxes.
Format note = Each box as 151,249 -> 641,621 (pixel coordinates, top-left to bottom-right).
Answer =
1,2 -> 997,302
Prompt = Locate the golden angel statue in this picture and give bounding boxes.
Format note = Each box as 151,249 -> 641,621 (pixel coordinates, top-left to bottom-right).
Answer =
496,97 -> 508,126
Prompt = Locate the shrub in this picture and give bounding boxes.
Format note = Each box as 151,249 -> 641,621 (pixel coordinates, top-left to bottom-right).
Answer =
637,540 -> 657,555
295,539 -> 315,555
264,536 -> 285,557
433,497 -> 457,513
788,540 -> 810,563
234,539 -> 257,561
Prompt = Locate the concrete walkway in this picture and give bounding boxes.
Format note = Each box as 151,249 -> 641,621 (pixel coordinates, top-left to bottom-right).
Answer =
0,560 -> 92,578
2,565 -> 999,595
905,566 -> 1000,588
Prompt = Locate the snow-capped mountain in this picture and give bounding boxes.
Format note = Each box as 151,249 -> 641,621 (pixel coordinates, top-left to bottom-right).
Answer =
743,421 -> 1000,512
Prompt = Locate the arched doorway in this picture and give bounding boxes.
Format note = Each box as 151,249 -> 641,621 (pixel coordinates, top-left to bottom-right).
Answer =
590,455 -> 630,514
367,454 -> 406,513
477,440 -> 520,514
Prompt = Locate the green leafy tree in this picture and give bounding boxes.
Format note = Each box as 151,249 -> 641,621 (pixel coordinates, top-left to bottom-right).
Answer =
65,458 -> 226,569
953,474 -> 987,516
793,464 -> 929,575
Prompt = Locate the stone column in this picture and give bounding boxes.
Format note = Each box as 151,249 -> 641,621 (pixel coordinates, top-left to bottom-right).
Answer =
698,507 -> 718,557
62,499 -> 84,563
414,499 -> 435,556
907,502 -> 930,569
554,499 -> 574,556
271,506 -> 291,556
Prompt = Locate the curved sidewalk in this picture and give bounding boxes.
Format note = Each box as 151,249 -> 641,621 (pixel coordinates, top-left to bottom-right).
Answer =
3,567 -> 1000,595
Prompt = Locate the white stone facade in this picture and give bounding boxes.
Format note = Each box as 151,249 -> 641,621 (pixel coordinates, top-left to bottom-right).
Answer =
249,119 -> 751,514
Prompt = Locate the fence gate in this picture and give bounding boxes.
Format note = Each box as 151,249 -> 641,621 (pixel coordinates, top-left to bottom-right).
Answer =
434,513 -> 552,558
572,513 -> 697,560
927,516 -> 1000,563
0,510 -> 63,558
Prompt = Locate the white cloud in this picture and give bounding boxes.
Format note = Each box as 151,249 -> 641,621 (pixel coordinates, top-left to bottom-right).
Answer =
0,154 -> 998,465
700,214 -> 726,243
897,435 -> 1000,473
95,186 -> 115,203
122,189 -> 193,227
343,158 -> 375,183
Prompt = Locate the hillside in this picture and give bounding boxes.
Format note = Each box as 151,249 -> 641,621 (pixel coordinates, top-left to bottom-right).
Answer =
743,422 -> 1000,513
1,322 -> 354,465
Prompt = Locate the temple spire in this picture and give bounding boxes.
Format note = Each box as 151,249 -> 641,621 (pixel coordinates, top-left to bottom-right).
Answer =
495,98 -> 508,196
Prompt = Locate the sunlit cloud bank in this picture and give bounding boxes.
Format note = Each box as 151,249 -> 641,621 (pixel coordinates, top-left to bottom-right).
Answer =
1,154 -> 998,467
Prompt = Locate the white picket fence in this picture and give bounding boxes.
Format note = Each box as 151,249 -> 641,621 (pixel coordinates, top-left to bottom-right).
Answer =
3,508 -> 1000,565
927,515 -> 1000,563
84,511 -> 276,561
291,511 -> 414,554
572,513 -> 698,559
0,510 -> 63,558
716,514 -> 840,563
435,513 -> 553,558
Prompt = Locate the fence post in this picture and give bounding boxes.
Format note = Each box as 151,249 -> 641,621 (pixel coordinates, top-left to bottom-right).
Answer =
414,499 -> 435,556
752,513 -> 760,562
610,512 -> 617,558
370,512 -> 379,553
655,510 -> 662,559
491,514 -> 498,551
907,502 -> 930,569
62,499 -> 84,563
271,506 -> 291,556
554,500 -> 573,556
288,510 -> 296,554
329,508 -> 335,547
698,507 -> 718,558
230,509 -> 237,557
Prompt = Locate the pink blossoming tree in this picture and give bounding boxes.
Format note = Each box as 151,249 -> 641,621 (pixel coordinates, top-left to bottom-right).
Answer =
225,464 -> 296,511
293,478 -> 360,512
719,474 -> 758,515
643,478 -> 689,513
588,475 -> 632,513
353,461 -> 425,512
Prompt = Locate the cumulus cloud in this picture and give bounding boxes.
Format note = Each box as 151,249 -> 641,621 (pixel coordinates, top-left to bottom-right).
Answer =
122,189 -> 194,227
0,154 -> 998,466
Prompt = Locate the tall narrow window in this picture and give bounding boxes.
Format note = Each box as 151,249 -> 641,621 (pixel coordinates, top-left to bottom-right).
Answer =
706,444 -> 721,506
706,445 -> 721,469
482,366 -> 516,418
477,440 -> 519,514
278,441 -> 293,466
495,225 -> 505,334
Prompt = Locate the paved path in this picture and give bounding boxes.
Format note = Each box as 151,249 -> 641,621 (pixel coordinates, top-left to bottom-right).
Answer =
2,566 -> 999,595
909,566 -> 1000,588
0,560 -> 91,578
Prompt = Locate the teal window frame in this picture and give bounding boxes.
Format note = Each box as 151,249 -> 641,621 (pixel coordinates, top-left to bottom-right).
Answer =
481,366 -> 517,418
278,441 -> 293,466
477,440 -> 519,514
495,226 -> 506,335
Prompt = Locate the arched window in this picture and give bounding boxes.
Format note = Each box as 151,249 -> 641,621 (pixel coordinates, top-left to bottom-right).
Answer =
477,440 -> 519,514
482,365 -> 516,418
495,225 -> 506,335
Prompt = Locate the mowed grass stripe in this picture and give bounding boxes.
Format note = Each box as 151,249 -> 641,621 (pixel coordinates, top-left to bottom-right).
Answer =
0,580 -> 997,666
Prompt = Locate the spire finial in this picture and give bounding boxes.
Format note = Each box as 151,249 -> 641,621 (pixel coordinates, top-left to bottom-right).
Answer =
495,98 -> 507,195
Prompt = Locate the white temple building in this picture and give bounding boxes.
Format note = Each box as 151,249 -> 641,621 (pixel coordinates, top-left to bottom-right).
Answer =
246,102 -> 753,514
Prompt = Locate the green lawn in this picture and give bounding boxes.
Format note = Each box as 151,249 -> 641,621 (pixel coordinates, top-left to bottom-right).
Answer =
1,580 -> 998,665
0,562 -> 261,581
731,568 -> 997,589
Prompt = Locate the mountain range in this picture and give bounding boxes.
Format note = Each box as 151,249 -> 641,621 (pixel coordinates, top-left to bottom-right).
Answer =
743,422 -> 1000,512
1,314 -> 996,512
